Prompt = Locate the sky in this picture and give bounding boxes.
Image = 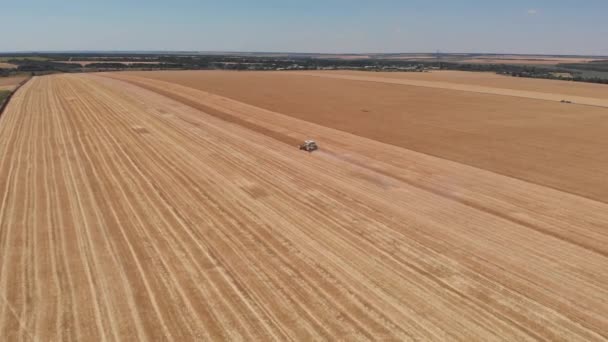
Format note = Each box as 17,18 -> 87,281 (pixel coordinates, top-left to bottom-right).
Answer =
2,0 -> 608,55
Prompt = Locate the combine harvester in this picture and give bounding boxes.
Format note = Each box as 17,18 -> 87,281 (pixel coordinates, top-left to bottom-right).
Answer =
299,140 -> 319,152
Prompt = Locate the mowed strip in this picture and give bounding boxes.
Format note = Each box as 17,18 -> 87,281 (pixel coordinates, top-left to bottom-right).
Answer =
0,74 -> 607,341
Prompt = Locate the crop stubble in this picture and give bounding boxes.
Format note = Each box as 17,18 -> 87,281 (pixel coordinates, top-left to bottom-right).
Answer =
0,72 -> 607,340
0,76 -> 27,92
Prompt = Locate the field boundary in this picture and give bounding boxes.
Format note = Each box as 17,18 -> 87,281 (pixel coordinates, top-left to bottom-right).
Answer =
0,77 -> 31,118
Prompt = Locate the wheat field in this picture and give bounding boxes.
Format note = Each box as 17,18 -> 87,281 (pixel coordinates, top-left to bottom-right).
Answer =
0,73 -> 607,340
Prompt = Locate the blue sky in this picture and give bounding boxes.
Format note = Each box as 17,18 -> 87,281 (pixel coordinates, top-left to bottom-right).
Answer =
2,0 -> 607,55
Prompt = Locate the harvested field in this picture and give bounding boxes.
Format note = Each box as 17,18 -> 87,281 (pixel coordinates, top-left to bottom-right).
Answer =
123,70 -> 608,202
460,57 -> 598,65
0,76 -> 27,92
302,54 -> 601,64
322,70 -> 608,99
0,72 -> 608,340
0,63 -> 16,69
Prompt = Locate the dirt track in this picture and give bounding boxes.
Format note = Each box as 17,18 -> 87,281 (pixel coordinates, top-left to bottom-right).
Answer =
1,73 -> 608,340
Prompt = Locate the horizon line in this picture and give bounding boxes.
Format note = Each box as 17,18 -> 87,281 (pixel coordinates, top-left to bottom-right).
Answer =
1,50 -> 607,58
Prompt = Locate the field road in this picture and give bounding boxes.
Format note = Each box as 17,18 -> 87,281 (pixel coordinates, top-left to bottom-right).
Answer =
1,73 -> 608,340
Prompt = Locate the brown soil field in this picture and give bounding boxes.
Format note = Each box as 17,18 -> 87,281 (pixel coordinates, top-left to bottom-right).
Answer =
1,72 -> 608,340
122,70 -> 608,203
298,71 -> 608,105
0,63 -> 16,69
318,54 -> 600,64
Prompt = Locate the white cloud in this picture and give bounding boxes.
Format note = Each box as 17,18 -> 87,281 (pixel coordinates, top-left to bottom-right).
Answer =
527,9 -> 538,15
